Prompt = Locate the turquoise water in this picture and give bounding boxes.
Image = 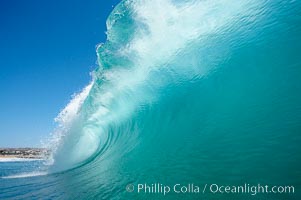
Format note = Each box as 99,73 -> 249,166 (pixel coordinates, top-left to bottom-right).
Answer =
1,0 -> 301,199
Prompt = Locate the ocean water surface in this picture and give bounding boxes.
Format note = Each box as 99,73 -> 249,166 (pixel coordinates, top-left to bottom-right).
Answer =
1,0 -> 301,199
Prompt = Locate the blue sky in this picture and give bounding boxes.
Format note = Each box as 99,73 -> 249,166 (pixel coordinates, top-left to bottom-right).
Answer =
0,0 -> 120,147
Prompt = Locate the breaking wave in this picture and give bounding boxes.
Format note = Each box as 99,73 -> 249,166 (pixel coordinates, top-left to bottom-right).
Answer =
2,0 -> 300,199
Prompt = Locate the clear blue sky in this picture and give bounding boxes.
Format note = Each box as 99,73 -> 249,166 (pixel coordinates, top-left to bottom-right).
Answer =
0,0 -> 120,147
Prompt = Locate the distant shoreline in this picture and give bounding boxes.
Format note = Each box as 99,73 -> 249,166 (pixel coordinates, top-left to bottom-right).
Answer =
0,148 -> 49,159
